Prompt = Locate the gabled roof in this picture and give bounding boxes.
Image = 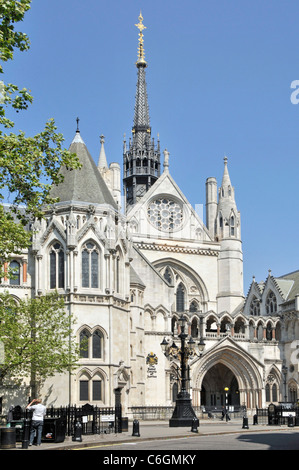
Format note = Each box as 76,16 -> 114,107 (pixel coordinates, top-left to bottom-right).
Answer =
49,131 -> 117,209
276,270 -> 299,302
126,164 -> 212,241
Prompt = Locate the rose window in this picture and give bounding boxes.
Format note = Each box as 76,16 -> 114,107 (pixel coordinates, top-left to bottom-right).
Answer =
147,198 -> 183,231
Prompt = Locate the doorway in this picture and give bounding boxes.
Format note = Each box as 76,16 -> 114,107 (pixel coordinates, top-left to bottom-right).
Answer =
201,363 -> 240,408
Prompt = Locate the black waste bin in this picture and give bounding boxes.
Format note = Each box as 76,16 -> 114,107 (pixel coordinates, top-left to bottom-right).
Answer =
42,417 -> 66,443
10,420 -> 24,442
122,417 -> 128,432
0,427 -> 16,449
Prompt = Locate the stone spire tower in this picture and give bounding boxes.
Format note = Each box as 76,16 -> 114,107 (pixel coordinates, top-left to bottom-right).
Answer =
216,157 -> 244,312
123,13 -> 161,210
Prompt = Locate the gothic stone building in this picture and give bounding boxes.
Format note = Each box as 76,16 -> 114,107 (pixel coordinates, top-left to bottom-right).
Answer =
1,15 -> 299,416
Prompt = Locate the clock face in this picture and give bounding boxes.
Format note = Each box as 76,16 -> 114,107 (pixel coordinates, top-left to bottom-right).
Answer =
147,197 -> 183,231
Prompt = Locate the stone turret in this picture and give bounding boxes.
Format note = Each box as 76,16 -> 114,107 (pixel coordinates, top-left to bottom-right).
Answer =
216,157 -> 244,312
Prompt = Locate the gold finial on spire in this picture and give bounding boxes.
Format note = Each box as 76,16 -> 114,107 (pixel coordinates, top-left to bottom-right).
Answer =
135,12 -> 147,65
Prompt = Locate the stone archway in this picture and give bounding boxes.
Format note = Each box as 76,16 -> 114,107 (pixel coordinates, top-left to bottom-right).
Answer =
201,363 -> 240,408
191,338 -> 264,411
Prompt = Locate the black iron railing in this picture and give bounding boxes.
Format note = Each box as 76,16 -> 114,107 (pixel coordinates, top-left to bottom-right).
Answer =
8,403 -> 122,436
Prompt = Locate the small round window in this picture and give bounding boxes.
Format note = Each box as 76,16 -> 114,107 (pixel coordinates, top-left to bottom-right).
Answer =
147,197 -> 183,231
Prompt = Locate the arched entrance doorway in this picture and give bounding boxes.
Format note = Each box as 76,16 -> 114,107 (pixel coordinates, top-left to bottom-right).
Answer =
201,363 -> 240,408
192,339 -> 264,411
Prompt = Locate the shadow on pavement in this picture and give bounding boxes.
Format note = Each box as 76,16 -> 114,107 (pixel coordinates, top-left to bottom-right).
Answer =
237,431 -> 299,450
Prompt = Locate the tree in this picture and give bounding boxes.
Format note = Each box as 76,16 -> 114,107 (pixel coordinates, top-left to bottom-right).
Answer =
0,1 -> 81,268
0,291 -> 80,397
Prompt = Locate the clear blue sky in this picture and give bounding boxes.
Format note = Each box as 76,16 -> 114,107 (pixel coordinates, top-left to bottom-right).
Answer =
3,0 -> 299,293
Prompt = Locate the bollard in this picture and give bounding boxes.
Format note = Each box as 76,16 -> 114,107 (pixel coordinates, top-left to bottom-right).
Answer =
288,415 -> 294,428
132,419 -> 140,437
191,417 -> 199,433
72,420 -> 83,442
22,418 -> 31,449
242,417 -> 249,429
253,414 -> 258,425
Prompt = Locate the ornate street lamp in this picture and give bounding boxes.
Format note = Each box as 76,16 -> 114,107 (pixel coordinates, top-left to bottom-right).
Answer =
161,313 -> 205,427
282,365 -> 288,402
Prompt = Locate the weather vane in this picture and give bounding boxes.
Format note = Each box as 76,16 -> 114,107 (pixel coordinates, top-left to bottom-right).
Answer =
135,12 -> 147,64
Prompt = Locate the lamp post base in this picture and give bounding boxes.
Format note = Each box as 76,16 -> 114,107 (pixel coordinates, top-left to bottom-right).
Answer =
169,393 -> 199,427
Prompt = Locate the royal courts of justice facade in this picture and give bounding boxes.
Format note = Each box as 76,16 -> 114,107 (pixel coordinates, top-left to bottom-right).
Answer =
1,14 -> 299,416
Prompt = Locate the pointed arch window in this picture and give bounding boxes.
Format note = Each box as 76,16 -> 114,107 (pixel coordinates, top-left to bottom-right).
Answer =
80,328 -> 104,359
79,371 -> 103,402
189,301 -> 198,312
272,383 -> 278,402
265,383 -> 270,402
80,329 -> 90,358
191,318 -> 199,337
82,242 -> 99,288
50,242 -> 65,289
230,215 -> 235,236
266,291 -> 277,314
163,267 -> 172,284
176,283 -> 185,312
116,256 -> 120,293
9,260 -> 20,285
219,216 -> 223,228
250,296 -> 260,316
92,330 -> 103,358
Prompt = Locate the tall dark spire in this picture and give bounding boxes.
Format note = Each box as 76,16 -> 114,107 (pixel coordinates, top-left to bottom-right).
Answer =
133,12 -> 150,148
123,13 -> 161,210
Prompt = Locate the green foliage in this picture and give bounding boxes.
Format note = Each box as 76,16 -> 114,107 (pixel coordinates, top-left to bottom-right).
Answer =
0,291 -> 80,388
0,0 -> 31,71
0,1 -> 81,263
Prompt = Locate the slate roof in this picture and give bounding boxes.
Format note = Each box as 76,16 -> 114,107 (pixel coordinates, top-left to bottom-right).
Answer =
276,270 -> 299,302
49,131 -> 117,209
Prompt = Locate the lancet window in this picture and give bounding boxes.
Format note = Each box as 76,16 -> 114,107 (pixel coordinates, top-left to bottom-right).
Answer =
82,242 -> 99,288
50,242 -> 65,289
266,291 -> 277,314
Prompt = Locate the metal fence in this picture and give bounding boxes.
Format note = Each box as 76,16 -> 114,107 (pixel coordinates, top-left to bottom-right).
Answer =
256,403 -> 299,426
9,403 -> 122,436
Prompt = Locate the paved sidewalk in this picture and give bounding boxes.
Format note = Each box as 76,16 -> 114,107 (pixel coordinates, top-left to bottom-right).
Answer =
9,418 -> 296,451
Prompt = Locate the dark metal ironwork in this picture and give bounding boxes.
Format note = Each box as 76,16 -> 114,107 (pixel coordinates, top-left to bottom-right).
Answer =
9,403 -> 122,437
161,313 -> 205,427
256,403 -> 299,426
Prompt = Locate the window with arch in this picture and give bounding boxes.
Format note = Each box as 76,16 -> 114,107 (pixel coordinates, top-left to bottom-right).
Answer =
9,260 -> 20,285
289,383 -> 298,403
116,255 -> 120,293
79,328 -> 104,359
191,317 -> 199,337
163,267 -> 172,284
82,242 -> 99,288
79,371 -> 104,402
272,383 -> 278,402
266,291 -> 277,314
189,301 -> 198,312
230,215 -> 235,236
50,242 -> 65,289
219,213 -> 223,229
176,283 -> 185,312
266,375 -> 279,403
250,296 -> 260,316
